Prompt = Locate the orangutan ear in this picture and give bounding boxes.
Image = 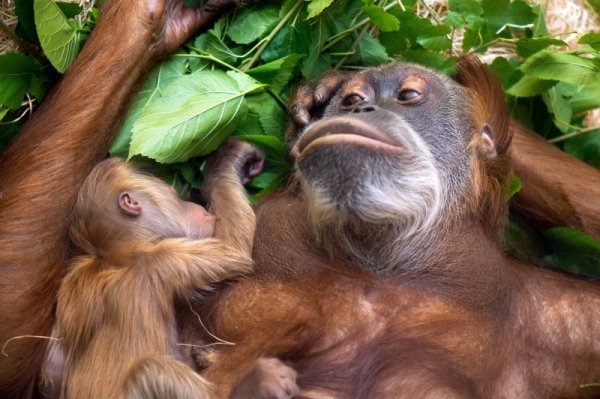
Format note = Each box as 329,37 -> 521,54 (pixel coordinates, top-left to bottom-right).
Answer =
480,123 -> 497,160
118,192 -> 143,217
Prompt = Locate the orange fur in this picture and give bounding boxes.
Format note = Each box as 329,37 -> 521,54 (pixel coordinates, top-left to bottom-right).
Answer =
46,156 -> 254,399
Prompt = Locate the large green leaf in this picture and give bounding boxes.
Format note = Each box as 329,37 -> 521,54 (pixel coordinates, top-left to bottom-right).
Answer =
228,4 -> 279,45
34,0 -> 80,73
520,51 -> 600,85
0,53 -> 42,109
110,56 -> 188,158
506,75 -> 556,97
129,70 -> 264,163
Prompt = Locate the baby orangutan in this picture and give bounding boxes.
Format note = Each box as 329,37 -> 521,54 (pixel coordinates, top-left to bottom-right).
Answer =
40,139 -> 298,399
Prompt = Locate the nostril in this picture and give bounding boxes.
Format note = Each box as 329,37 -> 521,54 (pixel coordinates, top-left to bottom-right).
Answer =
352,105 -> 375,113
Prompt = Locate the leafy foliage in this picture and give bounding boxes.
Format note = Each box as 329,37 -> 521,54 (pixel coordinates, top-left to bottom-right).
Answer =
2,0 -> 600,273
33,0 -> 82,73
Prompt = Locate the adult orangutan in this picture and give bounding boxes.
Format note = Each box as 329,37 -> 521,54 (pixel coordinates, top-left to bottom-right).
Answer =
189,58 -> 600,399
1,0 -> 600,398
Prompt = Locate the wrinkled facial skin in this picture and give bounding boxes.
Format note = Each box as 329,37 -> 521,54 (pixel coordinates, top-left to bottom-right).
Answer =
290,64 -> 475,228
287,64 -> 479,270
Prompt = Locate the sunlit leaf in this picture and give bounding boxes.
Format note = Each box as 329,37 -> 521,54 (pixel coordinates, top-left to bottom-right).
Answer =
520,51 -> 600,85
306,0 -> 335,19
507,75 -> 556,97
34,0 -> 80,73
129,70 -> 264,163
110,56 -> 188,157
579,32 -> 600,51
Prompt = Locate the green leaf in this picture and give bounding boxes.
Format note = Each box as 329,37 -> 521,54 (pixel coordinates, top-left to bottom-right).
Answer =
586,0 -> 600,15
543,82 -> 576,133
482,0 -> 535,31
564,129 -> 600,169
110,56 -> 188,158
489,56 -> 521,89
506,75 -> 557,97
248,168 -> 290,203
240,134 -> 288,162
462,19 -> 495,53
416,35 -> 452,52
398,50 -> 456,73
301,16 -> 331,79
129,70 -> 264,163
579,33 -> 600,51
228,4 -> 279,45
346,34 -> 388,66
503,216 -> 545,261
55,1 -> 82,18
515,37 -> 567,58
507,174 -> 522,198
570,80 -> 600,114
34,0 -> 81,73
15,0 -> 39,44
520,51 -> 600,85
444,11 -> 465,28
543,227 -> 600,276
249,171 -> 279,190
307,0 -> 335,19
261,22 -> 311,63
0,107 -> 8,121
194,21 -> 241,66
247,54 -> 304,95
531,4 -> 548,37
363,5 -> 400,32
0,53 -> 42,109
448,0 -> 483,15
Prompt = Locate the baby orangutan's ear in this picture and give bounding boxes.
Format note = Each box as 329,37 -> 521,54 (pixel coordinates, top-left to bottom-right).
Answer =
118,192 -> 143,217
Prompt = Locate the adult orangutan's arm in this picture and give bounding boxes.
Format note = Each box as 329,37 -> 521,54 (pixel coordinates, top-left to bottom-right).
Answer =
510,123 -> 600,240
0,1 -> 237,396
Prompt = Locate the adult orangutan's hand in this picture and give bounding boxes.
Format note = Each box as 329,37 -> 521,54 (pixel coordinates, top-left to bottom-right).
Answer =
100,0 -> 244,57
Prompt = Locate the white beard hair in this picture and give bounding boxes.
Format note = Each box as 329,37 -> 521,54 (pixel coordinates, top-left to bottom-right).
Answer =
299,131 -> 444,273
